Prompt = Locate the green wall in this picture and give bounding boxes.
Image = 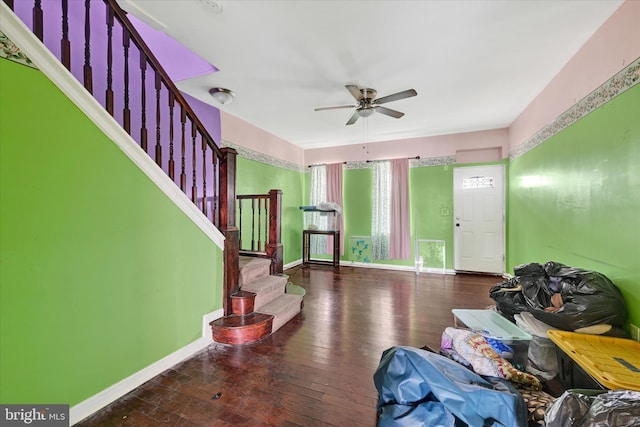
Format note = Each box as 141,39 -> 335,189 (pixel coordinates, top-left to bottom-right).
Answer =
307,164 -> 457,269
0,59 -> 223,405
508,84 -> 640,327
410,165 -> 455,267
235,157 -> 304,265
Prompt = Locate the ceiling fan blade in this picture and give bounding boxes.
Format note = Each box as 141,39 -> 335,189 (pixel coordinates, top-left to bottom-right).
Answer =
374,106 -> 404,119
375,89 -> 417,105
346,111 -> 360,125
314,104 -> 357,111
346,84 -> 364,101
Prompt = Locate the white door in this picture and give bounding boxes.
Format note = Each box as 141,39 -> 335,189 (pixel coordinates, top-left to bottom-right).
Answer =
453,165 -> 505,274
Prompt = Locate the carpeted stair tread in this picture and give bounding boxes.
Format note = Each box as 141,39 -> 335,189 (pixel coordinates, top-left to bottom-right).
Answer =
256,293 -> 303,333
239,256 -> 271,286
242,275 -> 287,310
241,274 -> 287,293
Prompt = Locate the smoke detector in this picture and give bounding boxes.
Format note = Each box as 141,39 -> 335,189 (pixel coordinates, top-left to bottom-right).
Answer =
200,0 -> 223,14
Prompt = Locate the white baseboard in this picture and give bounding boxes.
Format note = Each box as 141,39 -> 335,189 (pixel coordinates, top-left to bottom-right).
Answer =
70,308 -> 222,425
341,260 -> 456,275
283,258 -> 455,275
283,259 -> 302,270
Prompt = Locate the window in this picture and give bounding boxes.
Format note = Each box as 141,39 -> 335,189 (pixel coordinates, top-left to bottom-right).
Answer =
372,161 -> 391,260
372,159 -> 410,260
463,176 -> 494,189
309,165 -> 328,254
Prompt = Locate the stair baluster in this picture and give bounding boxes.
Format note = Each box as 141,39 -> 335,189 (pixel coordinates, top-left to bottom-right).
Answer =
122,30 -> 131,134
32,0 -> 42,41
105,5 -> 114,116
139,50 -> 147,152
60,0 -> 70,70
83,0 -> 92,94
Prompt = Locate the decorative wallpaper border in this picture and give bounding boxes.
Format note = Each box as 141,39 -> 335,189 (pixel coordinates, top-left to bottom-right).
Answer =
222,140 -> 456,172
0,30 -> 37,69
221,140 -> 307,174
343,155 -> 457,170
510,57 -> 640,160
410,155 -> 457,168
343,160 -> 372,170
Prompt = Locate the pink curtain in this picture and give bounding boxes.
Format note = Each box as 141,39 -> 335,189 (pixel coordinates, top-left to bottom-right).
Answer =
390,158 -> 410,259
326,163 -> 344,255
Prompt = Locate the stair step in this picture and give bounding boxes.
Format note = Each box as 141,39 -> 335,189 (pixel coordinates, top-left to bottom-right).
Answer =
231,290 -> 256,315
241,275 -> 287,310
256,293 -> 304,333
239,256 -> 271,286
210,312 -> 274,345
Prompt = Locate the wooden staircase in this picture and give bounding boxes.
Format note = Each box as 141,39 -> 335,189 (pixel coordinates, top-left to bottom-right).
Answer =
3,0 -> 303,344
211,256 -> 304,344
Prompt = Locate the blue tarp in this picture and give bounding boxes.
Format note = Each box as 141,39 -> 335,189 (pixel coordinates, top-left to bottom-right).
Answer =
373,346 -> 527,427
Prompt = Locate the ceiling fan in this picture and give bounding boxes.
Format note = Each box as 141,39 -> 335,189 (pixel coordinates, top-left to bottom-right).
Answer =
314,85 -> 417,125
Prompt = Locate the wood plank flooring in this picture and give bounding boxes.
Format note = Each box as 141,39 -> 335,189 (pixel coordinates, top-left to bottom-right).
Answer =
77,266 -> 501,426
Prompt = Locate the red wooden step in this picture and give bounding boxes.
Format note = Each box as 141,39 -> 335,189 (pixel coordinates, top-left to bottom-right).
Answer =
210,312 -> 273,345
231,290 -> 256,315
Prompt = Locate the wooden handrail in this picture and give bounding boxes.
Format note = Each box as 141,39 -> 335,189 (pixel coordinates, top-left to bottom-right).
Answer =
104,0 -> 222,160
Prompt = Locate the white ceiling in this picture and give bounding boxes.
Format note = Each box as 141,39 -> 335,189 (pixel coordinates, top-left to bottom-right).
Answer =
118,0 -> 622,150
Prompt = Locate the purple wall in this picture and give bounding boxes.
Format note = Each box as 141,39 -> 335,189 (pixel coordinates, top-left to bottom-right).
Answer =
12,0 -> 222,209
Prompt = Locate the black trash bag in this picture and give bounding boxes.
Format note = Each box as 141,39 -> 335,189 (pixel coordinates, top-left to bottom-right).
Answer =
373,346 -> 528,427
543,390 -> 597,426
545,389 -> 640,427
490,277 -> 529,323
490,261 -> 627,332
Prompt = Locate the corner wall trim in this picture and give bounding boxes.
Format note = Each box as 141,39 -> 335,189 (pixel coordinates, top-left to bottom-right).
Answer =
69,308 -> 222,425
0,3 -> 225,250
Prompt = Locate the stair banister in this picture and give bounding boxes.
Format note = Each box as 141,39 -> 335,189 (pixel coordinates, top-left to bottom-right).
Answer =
3,0 -> 240,316
104,0 -> 223,160
106,0 -> 240,313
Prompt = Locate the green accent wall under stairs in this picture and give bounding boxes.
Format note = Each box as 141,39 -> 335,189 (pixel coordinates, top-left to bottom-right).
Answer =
235,157 -> 305,265
0,59 -> 223,405
508,83 -> 640,327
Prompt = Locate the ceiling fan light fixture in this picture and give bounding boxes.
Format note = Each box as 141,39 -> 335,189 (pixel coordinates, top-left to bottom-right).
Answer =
209,87 -> 235,105
357,108 -> 374,118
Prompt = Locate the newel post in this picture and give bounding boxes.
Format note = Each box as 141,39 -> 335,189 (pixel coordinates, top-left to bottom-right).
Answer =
220,147 -> 239,316
266,189 -> 283,275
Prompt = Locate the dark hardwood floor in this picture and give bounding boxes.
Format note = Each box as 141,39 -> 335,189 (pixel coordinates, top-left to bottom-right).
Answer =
77,266 -> 501,427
